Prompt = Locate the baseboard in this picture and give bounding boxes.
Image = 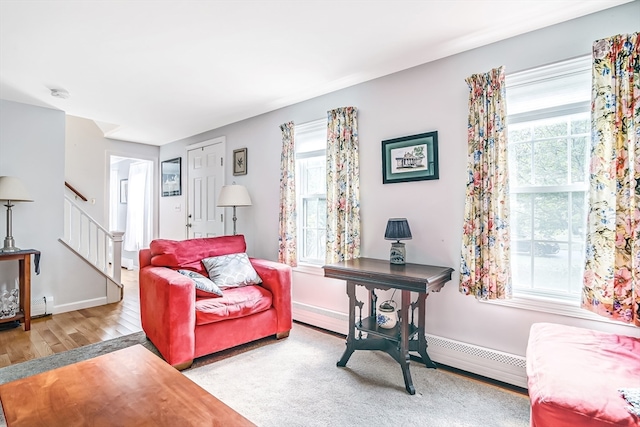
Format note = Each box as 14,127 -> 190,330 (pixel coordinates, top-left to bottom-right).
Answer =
50,296 -> 108,315
292,301 -> 528,388
292,302 -> 349,336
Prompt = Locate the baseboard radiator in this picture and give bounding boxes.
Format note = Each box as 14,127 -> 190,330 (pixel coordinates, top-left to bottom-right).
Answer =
293,302 -> 528,389
425,334 -> 527,389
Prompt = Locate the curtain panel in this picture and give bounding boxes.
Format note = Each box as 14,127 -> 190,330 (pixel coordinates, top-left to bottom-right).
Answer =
583,32 -> 639,326
278,121 -> 297,267
325,107 -> 361,264
459,66 -> 512,300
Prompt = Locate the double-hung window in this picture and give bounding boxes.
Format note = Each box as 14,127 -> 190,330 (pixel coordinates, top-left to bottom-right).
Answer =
506,56 -> 591,302
295,119 -> 327,265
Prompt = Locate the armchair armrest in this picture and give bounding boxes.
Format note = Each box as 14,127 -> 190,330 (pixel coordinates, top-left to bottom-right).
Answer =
139,266 -> 196,367
250,258 -> 292,334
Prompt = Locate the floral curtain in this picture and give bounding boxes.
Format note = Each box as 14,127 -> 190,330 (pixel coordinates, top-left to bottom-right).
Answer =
459,66 -> 512,300
326,107 -> 360,264
582,33 -> 639,326
278,121 -> 297,267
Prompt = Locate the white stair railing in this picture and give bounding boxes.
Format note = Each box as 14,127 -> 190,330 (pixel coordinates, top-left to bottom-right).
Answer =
63,194 -> 123,286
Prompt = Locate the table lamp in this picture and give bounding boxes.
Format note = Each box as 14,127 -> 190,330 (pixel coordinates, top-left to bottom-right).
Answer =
0,176 -> 33,253
384,218 -> 412,265
217,184 -> 252,235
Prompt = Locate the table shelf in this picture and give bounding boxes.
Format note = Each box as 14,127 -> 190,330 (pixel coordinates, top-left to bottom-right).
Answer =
357,316 -> 417,343
0,312 -> 24,325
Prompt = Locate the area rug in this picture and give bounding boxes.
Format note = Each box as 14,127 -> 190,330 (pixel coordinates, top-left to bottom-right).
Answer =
0,323 -> 530,426
184,324 -> 531,427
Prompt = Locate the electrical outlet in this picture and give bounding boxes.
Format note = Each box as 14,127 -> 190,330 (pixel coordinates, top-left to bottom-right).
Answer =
31,296 -> 54,316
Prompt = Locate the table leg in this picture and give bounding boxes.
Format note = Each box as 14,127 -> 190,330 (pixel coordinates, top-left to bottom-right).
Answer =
337,281 -> 356,367
19,255 -> 31,331
416,293 -> 435,368
399,290 -> 415,394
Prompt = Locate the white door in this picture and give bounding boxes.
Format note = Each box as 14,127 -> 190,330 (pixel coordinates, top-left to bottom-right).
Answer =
187,141 -> 225,238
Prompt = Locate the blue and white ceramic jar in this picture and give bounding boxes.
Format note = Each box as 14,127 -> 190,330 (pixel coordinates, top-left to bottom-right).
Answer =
376,300 -> 397,329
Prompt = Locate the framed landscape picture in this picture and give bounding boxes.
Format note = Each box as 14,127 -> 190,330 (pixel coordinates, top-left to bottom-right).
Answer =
161,157 -> 182,197
381,131 -> 439,184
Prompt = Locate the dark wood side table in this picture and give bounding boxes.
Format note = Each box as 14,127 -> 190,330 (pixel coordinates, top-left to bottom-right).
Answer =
323,257 -> 453,395
0,249 -> 40,331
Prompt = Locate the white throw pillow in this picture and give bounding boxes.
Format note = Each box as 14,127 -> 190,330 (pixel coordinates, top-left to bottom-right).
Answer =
176,269 -> 224,297
202,253 -> 262,290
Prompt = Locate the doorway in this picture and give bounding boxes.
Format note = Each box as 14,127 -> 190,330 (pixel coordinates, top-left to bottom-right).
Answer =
109,156 -> 154,269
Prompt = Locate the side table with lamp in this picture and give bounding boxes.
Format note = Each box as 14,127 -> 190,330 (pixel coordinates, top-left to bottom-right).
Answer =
0,176 -> 40,331
323,218 -> 454,395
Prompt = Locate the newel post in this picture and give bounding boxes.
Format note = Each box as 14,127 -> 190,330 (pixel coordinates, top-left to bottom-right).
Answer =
111,231 -> 124,285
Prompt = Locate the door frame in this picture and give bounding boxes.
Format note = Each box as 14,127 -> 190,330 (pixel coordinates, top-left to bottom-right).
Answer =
106,151 -> 159,241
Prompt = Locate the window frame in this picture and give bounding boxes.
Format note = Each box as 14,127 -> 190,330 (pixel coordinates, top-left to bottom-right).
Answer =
294,119 -> 327,266
485,55 -> 616,320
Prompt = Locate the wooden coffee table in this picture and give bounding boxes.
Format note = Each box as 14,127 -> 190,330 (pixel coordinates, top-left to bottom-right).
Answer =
0,344 -> 255,426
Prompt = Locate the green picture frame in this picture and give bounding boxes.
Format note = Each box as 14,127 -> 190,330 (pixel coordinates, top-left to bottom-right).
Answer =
381,131 -> 439,184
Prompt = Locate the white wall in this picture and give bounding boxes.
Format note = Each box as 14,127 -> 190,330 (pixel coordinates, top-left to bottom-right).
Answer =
160,0 -> 640,364
0,99 -> 89,307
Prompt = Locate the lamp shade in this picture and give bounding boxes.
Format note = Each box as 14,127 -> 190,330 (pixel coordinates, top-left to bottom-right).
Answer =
384,218 -> 412,241
0,176 -> 33,202
217,185 -> 252,207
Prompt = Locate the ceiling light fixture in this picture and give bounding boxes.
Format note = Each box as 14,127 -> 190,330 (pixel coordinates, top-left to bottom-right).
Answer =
50,89 -> 70,99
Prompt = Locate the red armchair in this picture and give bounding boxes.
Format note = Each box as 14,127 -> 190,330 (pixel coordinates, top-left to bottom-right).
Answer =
139,235 -> 292,369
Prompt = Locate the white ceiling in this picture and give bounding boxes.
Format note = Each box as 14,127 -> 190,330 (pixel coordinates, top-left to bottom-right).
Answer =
0,1 -> 632,146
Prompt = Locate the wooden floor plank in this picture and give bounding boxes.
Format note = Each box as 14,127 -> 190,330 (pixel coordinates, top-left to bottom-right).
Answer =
0,269 -> 142,367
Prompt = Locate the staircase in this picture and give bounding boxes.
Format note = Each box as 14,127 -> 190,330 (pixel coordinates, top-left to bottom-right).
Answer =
61,194 -> 124,303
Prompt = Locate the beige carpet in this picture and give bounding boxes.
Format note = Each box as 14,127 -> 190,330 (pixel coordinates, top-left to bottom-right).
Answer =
183,323 -> 530,427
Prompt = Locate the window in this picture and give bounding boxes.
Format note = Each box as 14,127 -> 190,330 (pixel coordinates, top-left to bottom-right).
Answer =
295,119 -> 327,265
506,56 -> 591,302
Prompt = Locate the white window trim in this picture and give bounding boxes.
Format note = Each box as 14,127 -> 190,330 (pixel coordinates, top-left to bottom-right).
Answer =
480,293 -> 639,330
293,263 -> 325,276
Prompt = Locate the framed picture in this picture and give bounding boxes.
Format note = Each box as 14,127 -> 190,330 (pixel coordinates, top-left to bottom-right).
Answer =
120,179 -> 128,204
161,157 -> 182,197
233,148 -> 247,176
381,131 -> 439,184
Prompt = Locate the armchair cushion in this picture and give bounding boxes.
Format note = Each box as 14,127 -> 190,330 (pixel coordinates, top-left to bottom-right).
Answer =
202,252 -> 262,289
195,286 -> 273,325
177,269 -> 223,298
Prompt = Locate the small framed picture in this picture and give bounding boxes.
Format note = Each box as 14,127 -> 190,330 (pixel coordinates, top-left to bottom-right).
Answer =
233,148 -> 247,176
161,157 -> 182,197
120,179 -> 128,204
382,131 -> 439,184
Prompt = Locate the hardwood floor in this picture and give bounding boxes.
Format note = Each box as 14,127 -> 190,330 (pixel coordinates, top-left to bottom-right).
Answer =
0,269 -> 142,368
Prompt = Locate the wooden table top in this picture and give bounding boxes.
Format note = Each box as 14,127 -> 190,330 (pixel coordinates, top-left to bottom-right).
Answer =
323,257 -> 454,292
0,344 -> 255,427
